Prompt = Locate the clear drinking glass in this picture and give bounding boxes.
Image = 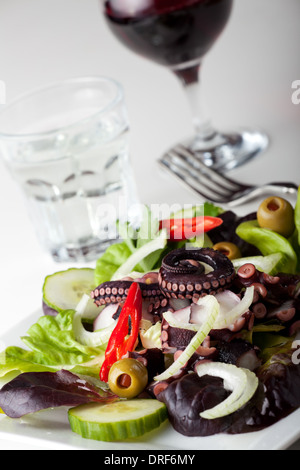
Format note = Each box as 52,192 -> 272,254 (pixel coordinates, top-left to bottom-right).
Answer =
103,0 -> 268,171
0,77 -> 139,262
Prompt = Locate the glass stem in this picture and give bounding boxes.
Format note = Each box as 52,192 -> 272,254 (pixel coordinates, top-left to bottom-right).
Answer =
173,62 -> 218,146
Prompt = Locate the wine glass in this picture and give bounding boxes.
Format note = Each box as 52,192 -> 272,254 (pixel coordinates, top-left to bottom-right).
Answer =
102,0 -> 268,171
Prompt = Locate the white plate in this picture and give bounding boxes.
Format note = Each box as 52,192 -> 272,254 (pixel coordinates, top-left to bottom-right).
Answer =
0,311 -> 300,451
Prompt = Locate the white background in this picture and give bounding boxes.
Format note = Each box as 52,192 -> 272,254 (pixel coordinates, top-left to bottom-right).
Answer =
0,0 -> 299,450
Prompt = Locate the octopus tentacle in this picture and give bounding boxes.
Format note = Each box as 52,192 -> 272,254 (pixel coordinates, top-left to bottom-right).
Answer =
91,280 -> 165,306
147,297 -> 171,323
159,247 -> 236,300
161,317 -> 196,353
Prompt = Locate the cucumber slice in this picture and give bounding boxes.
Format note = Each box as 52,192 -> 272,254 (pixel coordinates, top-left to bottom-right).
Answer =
68,399 -> 168,442
43,268 -> 99,318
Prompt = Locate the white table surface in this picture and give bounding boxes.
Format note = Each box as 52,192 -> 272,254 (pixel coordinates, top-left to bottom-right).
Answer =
0,0 -> 299,450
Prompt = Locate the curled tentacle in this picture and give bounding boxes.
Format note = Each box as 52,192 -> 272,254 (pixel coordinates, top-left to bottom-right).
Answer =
159,247 -> 236,300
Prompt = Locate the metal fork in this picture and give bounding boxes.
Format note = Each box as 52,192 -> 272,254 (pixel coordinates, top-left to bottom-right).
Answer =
158,144 -> 298,207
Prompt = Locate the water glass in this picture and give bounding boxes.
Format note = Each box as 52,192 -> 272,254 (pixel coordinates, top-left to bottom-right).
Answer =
0,77 -> 139,262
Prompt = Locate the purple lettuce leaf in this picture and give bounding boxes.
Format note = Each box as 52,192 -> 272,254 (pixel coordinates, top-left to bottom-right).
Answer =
0,369 -> 116,418
156,349 -> 300,437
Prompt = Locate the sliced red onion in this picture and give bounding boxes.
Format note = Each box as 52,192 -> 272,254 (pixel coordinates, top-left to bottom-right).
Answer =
213,287 -> 254,330
164,288 -> 254,334
237,350 -> 262,371
42,300 -> 59,317
215,290 -> 241,315
169,298 -> 191,311
172,306 -> 192,324
163,309 -> 198,331
190,302 -> 209,325
93,303 -> 119,331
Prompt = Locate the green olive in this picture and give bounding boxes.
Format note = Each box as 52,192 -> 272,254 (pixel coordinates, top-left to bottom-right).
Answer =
257,196 -> 295,238
213,241 -> 242,260
108,358 -> 148,399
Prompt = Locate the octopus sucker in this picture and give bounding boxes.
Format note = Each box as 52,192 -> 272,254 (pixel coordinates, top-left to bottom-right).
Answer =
92,248 -> 237,310
91,279 -> 165,306
159,247 -> 236,299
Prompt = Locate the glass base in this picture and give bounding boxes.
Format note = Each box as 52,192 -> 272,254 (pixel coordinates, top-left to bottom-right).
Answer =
183,128 -> 269,172
51,238 -> 118,263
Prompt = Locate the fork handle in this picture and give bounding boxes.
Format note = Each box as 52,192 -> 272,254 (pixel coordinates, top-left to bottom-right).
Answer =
268,182 -> 298,190
266,182 -> 298,193
227,182 -> 298,208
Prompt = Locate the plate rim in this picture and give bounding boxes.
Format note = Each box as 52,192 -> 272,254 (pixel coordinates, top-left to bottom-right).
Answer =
0,309 -> 300,451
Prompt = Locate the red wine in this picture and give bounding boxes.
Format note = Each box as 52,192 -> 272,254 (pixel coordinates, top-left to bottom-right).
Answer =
104,0 -> 233,68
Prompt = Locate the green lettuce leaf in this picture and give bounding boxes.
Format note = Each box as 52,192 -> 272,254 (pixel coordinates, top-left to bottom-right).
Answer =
95,206 -> 167,285
95,242 -> 133,286
0,310 -> 106,379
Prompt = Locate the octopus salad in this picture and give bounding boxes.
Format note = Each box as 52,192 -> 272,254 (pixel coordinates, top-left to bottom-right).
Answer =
0,192 -> 300,443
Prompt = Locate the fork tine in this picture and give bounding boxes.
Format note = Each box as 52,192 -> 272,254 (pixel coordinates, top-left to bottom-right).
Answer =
159,154 -> 230,203
160,145 -> 299,207
174,144 -> 248,191
158,158 -> 213,201
167,149 -> 234,198
165,151 -> 233,198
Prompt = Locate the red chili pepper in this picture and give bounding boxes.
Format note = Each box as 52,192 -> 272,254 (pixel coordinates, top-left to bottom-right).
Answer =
159,216 -> 223,241
100,282 -> 142,383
